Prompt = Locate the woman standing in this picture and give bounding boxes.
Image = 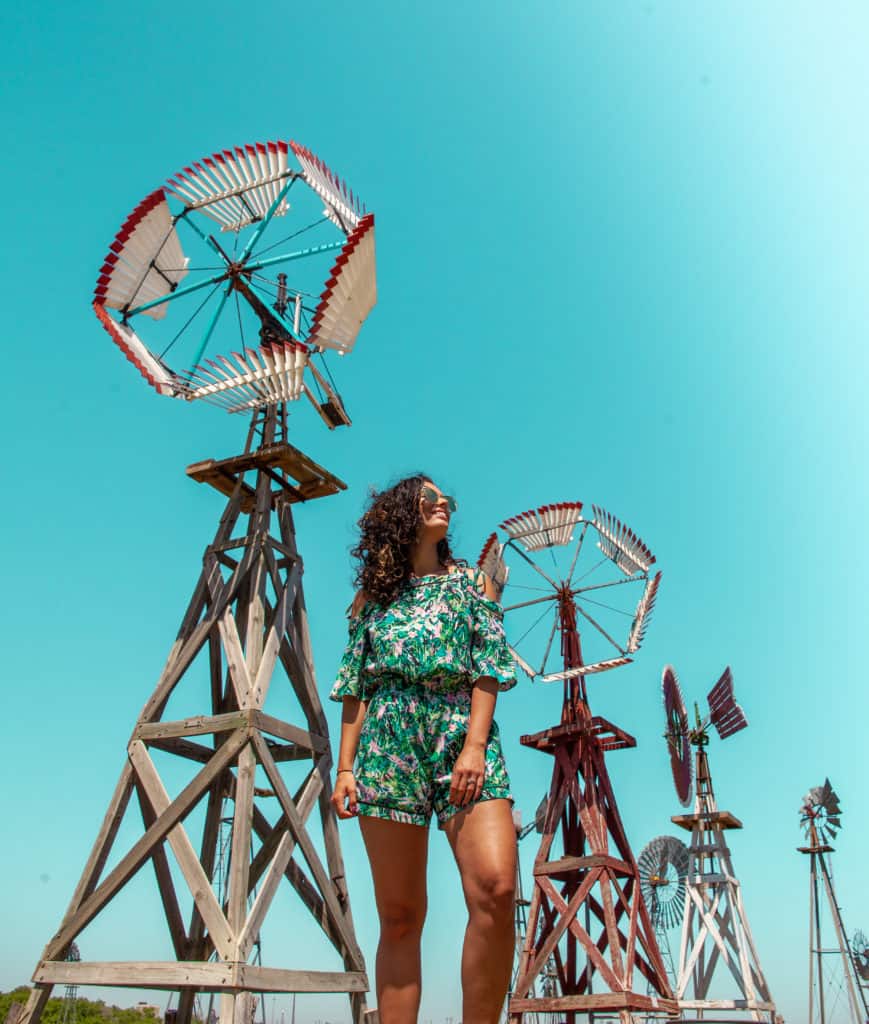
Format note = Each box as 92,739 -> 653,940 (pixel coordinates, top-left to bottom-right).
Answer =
330,473 -> 518,1024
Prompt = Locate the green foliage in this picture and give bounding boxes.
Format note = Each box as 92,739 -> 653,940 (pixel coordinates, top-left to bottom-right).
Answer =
1,990 -> 163,1024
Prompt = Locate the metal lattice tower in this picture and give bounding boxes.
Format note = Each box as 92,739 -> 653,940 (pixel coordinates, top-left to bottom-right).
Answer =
59,944 -> 80,1024
477,502 -> 676,1023
798,780 -> 869,1024
663,666 -> 778,1022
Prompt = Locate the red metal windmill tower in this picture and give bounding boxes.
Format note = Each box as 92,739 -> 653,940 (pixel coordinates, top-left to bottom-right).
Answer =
477,503 -> 675,1021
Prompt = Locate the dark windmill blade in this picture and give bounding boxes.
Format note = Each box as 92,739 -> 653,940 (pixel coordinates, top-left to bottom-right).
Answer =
662,665 -> 692,807
707,666 -> 748,740
534,793 -> 550,834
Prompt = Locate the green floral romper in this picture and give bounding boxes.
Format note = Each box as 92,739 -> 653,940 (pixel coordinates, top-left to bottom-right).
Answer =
330,568 -> 517,828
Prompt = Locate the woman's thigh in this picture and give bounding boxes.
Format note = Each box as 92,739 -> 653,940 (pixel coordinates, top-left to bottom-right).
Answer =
442,798 -> 516,905
360,816 -> 430,926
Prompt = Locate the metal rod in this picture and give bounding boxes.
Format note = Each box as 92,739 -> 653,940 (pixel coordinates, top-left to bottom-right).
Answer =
244,239 -> 346,273
126,269 -> 229,318
239,179 -> 296,263
188,283 -> 233,373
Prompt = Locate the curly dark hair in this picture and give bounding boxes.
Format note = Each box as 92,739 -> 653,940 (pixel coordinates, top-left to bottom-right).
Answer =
351,472 -> 464,607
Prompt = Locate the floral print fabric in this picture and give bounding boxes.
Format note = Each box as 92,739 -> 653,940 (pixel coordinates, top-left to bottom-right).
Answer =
330,568 -> 517,827
330,568 -> 518,703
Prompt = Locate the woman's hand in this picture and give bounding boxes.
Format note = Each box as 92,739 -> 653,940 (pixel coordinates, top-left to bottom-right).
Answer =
331,771 -> 359,819
450,742 -> 486,807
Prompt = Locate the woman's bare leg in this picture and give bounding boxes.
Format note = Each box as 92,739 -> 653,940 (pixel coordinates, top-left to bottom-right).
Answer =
443,798 -> 517,1024
359,816 -> 429,1024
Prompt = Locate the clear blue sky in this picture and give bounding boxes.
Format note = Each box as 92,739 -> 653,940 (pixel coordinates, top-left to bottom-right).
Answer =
2,4 -> 868,1022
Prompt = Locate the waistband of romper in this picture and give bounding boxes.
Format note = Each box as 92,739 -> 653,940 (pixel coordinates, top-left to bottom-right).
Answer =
366,672 -> 474,702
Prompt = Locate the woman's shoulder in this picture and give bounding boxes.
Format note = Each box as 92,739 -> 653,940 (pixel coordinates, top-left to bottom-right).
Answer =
346,589 -> 374,619
456,564 -> 500,603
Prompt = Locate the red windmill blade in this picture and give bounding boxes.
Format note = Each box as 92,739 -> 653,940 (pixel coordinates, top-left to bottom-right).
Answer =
707,666 -> 748,739
663,665 -> 692,807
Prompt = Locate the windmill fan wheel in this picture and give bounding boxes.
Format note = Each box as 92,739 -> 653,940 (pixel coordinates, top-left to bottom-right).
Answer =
799,777 -> 842,846
637,835 -> 689,931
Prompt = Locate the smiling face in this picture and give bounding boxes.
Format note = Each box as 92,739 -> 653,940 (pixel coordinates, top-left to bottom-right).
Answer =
417,480 -> 455,543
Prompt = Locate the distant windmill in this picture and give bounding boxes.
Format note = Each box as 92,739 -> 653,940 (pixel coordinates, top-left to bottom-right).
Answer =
852,930 -> 869,986
798,780 -> 869,1023
637,835 -> 688,1002
663,665 -> 778,1021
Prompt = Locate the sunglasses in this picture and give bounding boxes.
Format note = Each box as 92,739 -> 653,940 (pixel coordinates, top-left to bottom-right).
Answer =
421,485 -> 458,513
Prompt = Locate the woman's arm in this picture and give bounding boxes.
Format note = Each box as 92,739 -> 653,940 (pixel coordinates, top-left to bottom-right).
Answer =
331,696 -> 368,819
450,679 -> 498,807
331,588 -> 372,820
450,568 -> 505,808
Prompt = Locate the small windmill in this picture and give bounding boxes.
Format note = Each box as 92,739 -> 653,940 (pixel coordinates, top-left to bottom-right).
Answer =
662,665 -> 778,1021
851,930 -> 869,987
479,502 -> 676,1021
637,836 -> 688,994
798,780 -> 869,1024
20,138 -> 377,1024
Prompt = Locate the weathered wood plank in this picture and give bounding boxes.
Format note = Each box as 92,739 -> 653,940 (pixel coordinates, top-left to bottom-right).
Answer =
33,960 -> 367,993
148,737 -> 215,764
218,610 -> 253,709
227,744 -> 256,951
254,711 -> 327,753
237,829 -> 294,960
128,740 -> 237,961
134,781 -> 189,959
532,854 -> 632,878
250,562 -> 301,709
59,762 -> 134,927
510,992 -> 676,1011
136,712 -> 249,742
40,732 -> 243,962
248,763 -> 324,891
15,987 -> 52,1024
252,733 -> 363,968
241,964 -> 367,994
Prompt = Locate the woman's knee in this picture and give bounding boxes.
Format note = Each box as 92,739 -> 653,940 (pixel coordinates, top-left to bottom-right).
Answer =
378,899 -> 427,942
466,870 -> 515,920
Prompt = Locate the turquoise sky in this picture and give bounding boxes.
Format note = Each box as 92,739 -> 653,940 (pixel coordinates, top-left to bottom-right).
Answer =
2,4 -> 868,1022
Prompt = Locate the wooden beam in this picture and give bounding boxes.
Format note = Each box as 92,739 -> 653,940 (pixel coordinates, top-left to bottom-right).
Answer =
134,780 -> 189,959
252,733 -> 363,969
249,562 -> 301,709
254,711 -> 327,753
135,712 -> 249,742
226,744 -> 256,954
129,740 -> 237,961
218,609 -> 253,709
33,960 -> 367,993
58,762 -> 134,928
148,737 -> 215,764
41,731 -> 245,962
532,854 -> 632,878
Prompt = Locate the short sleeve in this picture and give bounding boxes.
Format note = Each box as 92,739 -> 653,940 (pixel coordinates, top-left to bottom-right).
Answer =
329,607 -> 372,702
468,575 -> 517,692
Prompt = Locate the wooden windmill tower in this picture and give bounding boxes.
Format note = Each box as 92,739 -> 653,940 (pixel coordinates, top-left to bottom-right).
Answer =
662,665 -> 778,1021
477,503 -> 676,1022
20,138 -> 377,1024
